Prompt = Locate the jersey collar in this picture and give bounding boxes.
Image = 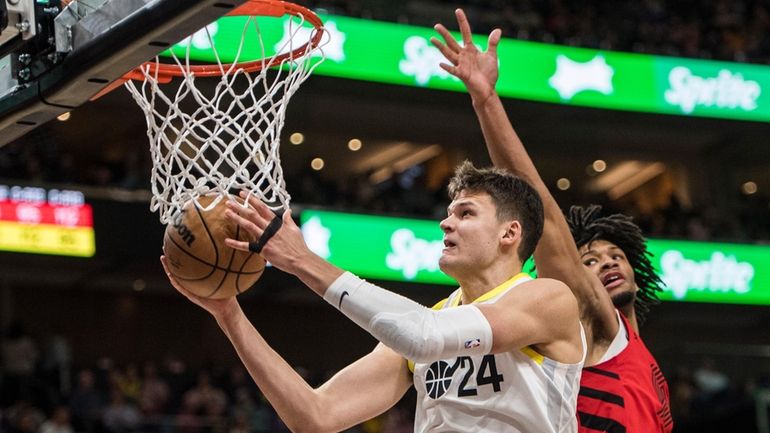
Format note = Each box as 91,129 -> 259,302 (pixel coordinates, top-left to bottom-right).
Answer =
451,272 -> 532,307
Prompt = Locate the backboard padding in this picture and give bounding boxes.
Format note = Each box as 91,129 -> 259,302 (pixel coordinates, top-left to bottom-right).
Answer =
0,0 -> 250,148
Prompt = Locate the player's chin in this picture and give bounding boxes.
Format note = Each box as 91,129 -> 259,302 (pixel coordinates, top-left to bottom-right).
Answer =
610,289 -> 636,308
438,256 -> 457,274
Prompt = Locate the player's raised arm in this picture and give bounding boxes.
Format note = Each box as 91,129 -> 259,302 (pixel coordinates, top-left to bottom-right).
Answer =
223,194 -> 502,364
161,257 -> 411,433
431,9 -> 616,334
224,166 -> 581,365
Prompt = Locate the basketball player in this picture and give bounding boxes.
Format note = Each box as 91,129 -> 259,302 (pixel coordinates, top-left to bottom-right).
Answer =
162,162 -> 586,433
431,9 -> 672,432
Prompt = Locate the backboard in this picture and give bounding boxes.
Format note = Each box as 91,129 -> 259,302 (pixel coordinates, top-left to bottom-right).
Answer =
0,0 -> 249,148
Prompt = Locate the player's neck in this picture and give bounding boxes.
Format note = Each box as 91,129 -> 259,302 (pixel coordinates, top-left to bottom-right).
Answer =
621,305 -> 640,334
456,261 -> 523,305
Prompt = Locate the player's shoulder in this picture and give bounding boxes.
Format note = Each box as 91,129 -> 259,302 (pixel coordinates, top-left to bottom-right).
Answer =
519,277 -> 572,295
511,277 -> 579,315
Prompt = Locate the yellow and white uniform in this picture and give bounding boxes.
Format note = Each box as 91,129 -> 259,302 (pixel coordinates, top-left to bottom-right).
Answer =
410,273 -> 585,433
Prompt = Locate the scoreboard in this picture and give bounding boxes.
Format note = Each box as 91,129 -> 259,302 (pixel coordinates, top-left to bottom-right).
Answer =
0,185 -> 95,257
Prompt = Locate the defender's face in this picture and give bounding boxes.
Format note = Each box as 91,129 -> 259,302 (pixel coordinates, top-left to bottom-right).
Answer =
579,239 -> 638,308
438,191 -> 510,278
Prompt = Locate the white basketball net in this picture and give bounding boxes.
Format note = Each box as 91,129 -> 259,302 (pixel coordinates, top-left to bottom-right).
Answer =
125,13 -> 325,224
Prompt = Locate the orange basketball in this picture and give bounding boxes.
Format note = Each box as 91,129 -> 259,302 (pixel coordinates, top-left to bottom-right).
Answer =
163,195 -> 265,298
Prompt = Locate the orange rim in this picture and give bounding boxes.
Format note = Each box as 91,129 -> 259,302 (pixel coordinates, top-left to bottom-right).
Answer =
125,0 -> 323,81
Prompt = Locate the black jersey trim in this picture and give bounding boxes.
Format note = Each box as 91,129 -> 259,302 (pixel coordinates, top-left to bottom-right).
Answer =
578,411 -> 627,433
579,386 -> 625,407
584,366 -> 621,380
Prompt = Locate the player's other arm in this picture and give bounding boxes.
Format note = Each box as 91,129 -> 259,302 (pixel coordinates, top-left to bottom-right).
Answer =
161,258 -> 411,433
431,9 -> 615,330
220,310 -> 412,433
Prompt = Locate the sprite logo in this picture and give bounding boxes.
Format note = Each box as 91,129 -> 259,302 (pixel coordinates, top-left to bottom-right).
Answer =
660,250 -> 755,300
386,228 -> 443,279
664,66 -> 761,114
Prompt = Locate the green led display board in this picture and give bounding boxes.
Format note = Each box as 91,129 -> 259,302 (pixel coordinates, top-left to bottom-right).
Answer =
648,239 -> 766,305
166,13 -> 770,122
300,209 -> 770,306
300,209 -> 455,285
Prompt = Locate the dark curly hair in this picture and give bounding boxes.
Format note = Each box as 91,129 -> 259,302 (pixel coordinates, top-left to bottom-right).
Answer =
566,205 -> 664,324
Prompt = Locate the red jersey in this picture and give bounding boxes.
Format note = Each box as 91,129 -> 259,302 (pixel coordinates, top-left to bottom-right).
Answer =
577,313 -> 673,433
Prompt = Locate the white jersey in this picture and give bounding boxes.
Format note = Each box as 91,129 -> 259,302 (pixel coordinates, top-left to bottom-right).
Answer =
411,273 -> 585,433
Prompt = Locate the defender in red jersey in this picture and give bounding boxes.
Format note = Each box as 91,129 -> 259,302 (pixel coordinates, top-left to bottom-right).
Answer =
577,313 -> 672,432
432,9 -> 672,432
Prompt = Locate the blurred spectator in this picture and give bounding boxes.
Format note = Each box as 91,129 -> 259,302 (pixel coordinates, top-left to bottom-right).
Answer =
113,364 -> 142,405
1,323 -> 39,407
101,389 -> 141,433
139,362 -> 169,417
68,369 -> 103,433
40,335 -> 72,407
223,366 -> 250,403
160,354 -> 190,414
669,367 -> 697,423
38,406 -> 73,433
228,388 -> 271,433
5,401 -> 45,433
182,371 -> 227,418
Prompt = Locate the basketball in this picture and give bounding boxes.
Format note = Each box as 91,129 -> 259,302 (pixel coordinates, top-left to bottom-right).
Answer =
162,195 -> 266,299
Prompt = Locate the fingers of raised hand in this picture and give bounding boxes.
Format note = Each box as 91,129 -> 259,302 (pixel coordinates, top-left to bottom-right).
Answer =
454,8 -> 473,45
487,28 -> 501,53
437,62 -> 457,76
433,24 -> 462,53
430,36 -> 459,65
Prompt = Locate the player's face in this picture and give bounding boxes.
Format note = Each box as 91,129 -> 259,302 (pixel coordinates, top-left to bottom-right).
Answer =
438,190 -> 510,278
579,240 -> 638,308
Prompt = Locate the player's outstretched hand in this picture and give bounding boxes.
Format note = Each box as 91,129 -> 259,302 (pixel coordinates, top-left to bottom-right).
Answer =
160,256 -> 240,318
224,191 -> 310,275
431,8 -> 501,104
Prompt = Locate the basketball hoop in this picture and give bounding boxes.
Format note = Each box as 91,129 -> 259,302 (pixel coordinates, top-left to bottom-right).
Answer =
122,0 -> 325,224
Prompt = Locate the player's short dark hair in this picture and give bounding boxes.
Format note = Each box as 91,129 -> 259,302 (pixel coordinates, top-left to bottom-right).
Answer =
566,205 -> 664,323
448,161 -> 544,262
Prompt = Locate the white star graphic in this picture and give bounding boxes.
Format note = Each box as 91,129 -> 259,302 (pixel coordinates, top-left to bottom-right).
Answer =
176,23 -> 219,50
301,216 -> 331,259
548,54 -> 614,100
275,19 -> 345,62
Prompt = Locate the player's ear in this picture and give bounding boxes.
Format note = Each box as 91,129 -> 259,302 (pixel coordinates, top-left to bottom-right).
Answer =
501,220 -> 521,246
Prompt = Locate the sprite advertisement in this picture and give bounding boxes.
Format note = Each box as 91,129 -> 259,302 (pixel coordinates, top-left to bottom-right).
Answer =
165,12 -> 770,122
300,209 -> 770,306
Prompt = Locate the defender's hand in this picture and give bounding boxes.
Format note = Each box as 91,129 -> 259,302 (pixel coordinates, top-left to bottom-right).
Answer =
431,8 -> 501,104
